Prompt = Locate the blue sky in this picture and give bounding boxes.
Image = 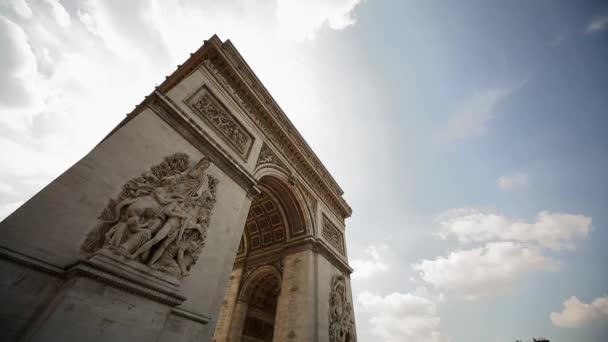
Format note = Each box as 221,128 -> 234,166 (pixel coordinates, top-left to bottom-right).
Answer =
1,1 -> 607,341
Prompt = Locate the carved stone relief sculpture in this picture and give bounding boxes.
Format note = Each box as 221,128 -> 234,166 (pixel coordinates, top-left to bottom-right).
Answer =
329,275 -> 356,342
255,143 -> 284,169
186,85 -> 253,157
323,216 -> 345,254
82,153 -> 219,278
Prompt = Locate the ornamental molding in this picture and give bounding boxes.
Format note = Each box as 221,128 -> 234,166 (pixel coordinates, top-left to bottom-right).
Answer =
201,57 -> 350,221
185,85 -> 253,158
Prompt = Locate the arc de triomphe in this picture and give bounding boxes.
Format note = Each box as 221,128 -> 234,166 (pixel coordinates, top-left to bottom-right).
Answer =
0,35 -> 357,342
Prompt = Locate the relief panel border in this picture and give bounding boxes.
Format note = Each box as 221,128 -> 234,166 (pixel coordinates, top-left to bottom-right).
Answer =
184,84 -> 254,161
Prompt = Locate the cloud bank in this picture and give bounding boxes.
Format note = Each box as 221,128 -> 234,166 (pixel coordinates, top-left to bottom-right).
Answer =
414,241 -> 556,300
358,290 -> 445,342
436,208 -> 591,251
350,243 -> 389,279
551,296 -> 608,327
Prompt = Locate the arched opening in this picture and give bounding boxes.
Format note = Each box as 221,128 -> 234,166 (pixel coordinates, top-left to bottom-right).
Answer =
214,175 -> 308,341
239,268 -> 281,342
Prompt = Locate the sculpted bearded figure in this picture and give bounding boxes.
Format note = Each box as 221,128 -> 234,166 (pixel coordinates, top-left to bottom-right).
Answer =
81,153 -> 219,278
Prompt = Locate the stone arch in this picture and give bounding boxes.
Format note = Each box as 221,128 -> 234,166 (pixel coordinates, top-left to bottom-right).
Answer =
239,265 -> 282,302
239,174 -> 311,256
231,266 -> 282,342
216,173 -> 320,342
253,165 -> 316,236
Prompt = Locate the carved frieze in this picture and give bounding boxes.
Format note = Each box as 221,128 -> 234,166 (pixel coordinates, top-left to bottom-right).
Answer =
329,275 -> 356,342
186,85 -> 253,158
81,153 -> 219,279
323,216 -> 345,254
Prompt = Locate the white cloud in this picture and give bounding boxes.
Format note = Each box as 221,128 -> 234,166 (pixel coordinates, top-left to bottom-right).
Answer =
440,86 -> 517,142
436,208 -> 592,251
585,15 -> 608,34
276,0 -> 363,40
551,296 -> 608,327
351,244 -> 389,279
497,172 -> 528,190
8,0 -> 33,18
0,16 -> 38,108
358,291 -> 446,342
413,242 -> 556,300
42,0 -> 71,28
0,0 -> 371,220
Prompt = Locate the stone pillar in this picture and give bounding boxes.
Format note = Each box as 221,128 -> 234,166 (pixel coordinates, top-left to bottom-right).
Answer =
212,267 -> 243,341
273,250 -> 315,342
227,298 -> 249,341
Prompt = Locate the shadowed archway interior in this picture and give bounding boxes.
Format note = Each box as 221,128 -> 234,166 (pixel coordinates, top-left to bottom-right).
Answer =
240,270 -> 281,342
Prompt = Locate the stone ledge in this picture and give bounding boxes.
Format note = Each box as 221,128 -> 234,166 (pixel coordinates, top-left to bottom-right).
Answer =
0,245 -> 64,276
0,246 -> 187,306
171,307 -> 211,325
67,248 -> 186,306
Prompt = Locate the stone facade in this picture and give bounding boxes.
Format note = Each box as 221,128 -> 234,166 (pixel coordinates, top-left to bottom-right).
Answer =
0,35 -> 355,342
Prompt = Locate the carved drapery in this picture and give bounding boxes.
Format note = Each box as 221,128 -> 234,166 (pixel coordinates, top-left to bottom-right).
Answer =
81,153 -> 219,279
323,216 -> 345,254
329,275 -> 356,342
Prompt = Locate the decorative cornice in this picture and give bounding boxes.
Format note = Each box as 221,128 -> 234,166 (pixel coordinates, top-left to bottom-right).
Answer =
233,237 -> 352,276
200,57 -> 350,221
104,35 -> 351,220
156,35 -> 351,220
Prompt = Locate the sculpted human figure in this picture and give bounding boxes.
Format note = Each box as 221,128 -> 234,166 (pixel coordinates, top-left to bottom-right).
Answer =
127,201 -> 191,261
104,216 -> 145,248
146,215 -> 202,267
117,209 -> 163,256
152,232 -> 203,277
162,157 -> 211,198
330,276 -> 356,342
82,153 -> 218,279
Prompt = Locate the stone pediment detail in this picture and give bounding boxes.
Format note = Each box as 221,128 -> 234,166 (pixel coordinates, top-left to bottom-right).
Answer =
186,86 -> 253,158
255,143 -> 285,169
201,59 -> 350,220
329,275 -> 356,342
81,153 -> 218,279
